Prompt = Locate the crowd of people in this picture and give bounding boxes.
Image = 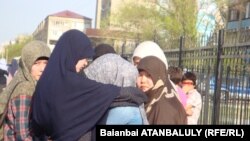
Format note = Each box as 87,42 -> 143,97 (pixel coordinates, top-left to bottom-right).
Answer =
0,29 -> 202,141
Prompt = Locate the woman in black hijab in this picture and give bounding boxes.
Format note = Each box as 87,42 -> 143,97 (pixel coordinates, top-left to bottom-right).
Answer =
136,56 -> 187,125
31,29 -> 146,141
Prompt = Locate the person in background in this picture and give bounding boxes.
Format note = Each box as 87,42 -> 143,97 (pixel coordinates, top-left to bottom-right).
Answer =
78,43 -> 116,77
0,58 -> 8,93
0,59 -> 8,72
132,41 -> 168,68
168,66 -> 187,108
182,71 -> 202,125
0,41 -> 51,141
0,69 -> 7,94
85,53 -> 148,125
136,56 -> 187,124
6,58 -> 19,86
93,43 -> 116,60
31,29 -> 146,141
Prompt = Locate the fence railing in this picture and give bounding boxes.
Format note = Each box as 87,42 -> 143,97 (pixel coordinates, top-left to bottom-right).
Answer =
122,29 -> 250,124
165,29 -> 250,125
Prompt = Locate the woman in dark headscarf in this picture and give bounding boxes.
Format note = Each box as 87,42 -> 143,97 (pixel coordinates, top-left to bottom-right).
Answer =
136,56 -> 187,125
31,29 -> 146,141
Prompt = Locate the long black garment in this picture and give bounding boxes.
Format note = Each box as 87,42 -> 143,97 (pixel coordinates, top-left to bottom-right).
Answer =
31,30 -> 123,141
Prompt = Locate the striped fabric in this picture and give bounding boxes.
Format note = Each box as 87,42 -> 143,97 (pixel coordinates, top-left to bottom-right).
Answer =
4,95 -> 32,141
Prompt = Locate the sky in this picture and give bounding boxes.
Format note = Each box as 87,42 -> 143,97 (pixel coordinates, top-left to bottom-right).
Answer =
0,0 -> 97,46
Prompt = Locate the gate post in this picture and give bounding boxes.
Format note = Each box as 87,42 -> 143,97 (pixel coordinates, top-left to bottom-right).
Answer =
212,29 -> 224,124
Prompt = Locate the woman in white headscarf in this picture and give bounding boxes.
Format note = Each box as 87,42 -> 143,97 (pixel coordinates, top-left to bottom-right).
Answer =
132,41 -> 182,101
132,41 -> 168,69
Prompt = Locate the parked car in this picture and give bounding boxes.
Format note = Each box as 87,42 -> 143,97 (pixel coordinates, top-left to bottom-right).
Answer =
198,76 -> 250,100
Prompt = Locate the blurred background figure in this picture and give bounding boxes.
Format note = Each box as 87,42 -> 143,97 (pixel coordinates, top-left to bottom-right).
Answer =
182,71 -> 202,125
168,66 -> 187,108
0,58 -> 8,93
6,58 -> 19,86
93,43 -> 116,60
132,41 -> 168,68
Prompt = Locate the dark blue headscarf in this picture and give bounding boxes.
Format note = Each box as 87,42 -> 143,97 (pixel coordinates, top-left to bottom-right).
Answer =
31,29 -> 121,141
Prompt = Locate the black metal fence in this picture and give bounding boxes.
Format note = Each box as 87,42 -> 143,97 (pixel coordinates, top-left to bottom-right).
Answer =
166,30 -> 250,125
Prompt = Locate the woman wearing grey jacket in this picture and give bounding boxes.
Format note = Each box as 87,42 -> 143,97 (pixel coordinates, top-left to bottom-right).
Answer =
84,53 -> 148,125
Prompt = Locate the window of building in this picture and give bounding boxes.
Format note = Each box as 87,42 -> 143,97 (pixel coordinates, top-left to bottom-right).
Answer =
49,40 -> 57,45
229,9 -> 239,21
74,22 -> 83,29
55,21 -> 60,25
101,0 -> 111,19
52,30 -> 57,36
246,2 -> 250,18
85,23 -> 91,29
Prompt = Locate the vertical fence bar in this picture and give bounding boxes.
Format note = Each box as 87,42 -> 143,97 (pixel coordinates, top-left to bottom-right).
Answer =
179,36 -> 184,68
121,40 -> 126,58
165,29 -> 250,125
225,66 -> 231,124
212,29 -> 224,124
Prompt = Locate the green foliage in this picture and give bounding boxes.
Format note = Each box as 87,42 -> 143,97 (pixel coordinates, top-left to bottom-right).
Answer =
113,2 -> 167,47
212,0 -> 229,30
162,0 -> 198,48
110,0 -> 198,49
164,0 -> 197,35
111,3 -> 164,41
4,37 -> 33,63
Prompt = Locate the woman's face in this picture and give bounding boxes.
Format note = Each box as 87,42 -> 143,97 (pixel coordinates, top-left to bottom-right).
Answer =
75,58 -> 88,73
31,59 -> 48,81
136,70 -> 154,92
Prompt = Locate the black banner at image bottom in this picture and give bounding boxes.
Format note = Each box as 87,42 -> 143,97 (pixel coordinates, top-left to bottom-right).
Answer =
96,125 -> 250,140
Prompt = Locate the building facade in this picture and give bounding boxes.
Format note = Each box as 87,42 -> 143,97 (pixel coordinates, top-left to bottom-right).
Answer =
33,10 -> 92,51
227,0 -> 250,30
224,0 -> 250,45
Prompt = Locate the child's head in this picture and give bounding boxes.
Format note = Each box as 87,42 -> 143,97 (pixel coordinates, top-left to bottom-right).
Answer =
168,66 -> 183,86
182,71 -> 197,92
